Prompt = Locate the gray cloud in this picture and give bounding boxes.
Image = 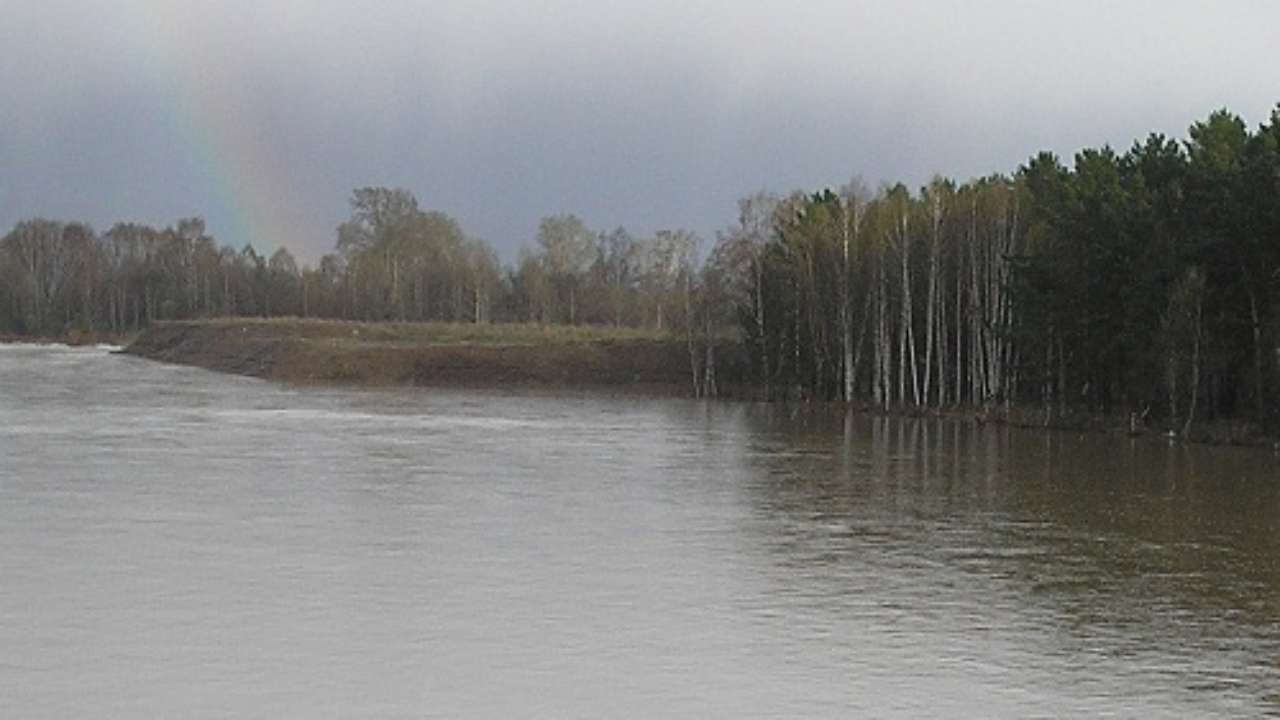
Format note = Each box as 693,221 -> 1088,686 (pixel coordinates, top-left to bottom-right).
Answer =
3,1 -> 1279,262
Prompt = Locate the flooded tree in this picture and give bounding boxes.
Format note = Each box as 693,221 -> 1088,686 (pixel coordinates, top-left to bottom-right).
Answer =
2,104 -> 1279,429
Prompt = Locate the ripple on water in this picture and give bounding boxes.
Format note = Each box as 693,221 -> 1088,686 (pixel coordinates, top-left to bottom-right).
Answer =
2,345 -> 1279,718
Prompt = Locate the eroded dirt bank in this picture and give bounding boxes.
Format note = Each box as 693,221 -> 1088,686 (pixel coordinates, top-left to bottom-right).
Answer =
123,319 -> 745,396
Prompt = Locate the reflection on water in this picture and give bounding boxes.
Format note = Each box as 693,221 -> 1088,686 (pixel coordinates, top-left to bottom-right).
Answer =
1,344 -> 1278,718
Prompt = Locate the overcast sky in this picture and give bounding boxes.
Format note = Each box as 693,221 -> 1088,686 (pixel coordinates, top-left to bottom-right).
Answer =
2,1 -> 1278,262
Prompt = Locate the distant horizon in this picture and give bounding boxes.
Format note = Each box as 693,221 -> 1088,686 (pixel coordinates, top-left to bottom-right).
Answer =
4,2 -> 1280,263
5,102 -> 1277,268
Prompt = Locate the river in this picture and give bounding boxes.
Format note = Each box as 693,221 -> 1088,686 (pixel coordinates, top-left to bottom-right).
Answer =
2,343 -> 1278,717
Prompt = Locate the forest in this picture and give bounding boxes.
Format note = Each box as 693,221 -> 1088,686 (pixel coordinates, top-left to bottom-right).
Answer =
3,106 -> 1279,430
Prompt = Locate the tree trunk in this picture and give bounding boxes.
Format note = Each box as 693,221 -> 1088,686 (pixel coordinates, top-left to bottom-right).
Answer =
875,242 -> 890,409
852,287 -> 872,402
841,200 -> 854,401
898,212 -> 920,406
703,317 -> 717,398
954,240 -> 963,406
923,195 -> 941,406
1247,285 -> 1265,421
755,257 -> 770,399
1182,289 -> 1203,438
685,274 -> 701,398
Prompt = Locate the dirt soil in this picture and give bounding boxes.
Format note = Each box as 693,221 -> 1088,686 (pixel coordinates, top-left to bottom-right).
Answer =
123,319 -> 739,397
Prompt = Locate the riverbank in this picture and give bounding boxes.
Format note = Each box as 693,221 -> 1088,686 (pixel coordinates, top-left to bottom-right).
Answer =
1,329 -> 136,347
121,319 -> 1273,447
924,404 -> 1273,448
123,318 -> 747,396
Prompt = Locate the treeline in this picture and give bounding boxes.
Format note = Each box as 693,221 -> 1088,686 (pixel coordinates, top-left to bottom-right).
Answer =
3,105 -> 1279,428
0,189 -> 706,335
715,107 -> 1280,432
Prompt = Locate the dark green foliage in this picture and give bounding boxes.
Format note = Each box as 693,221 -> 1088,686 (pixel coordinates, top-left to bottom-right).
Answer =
724,104 -> 1280,427
3,104 -> 1280,428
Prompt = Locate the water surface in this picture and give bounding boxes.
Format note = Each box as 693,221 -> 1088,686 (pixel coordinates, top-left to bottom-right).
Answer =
2,344 -> 1279,717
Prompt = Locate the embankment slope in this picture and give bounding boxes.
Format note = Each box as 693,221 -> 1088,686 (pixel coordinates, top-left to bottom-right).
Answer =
124,319 -> 740,395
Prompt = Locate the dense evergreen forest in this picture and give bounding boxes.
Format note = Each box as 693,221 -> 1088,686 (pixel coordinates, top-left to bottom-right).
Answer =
4,106 -> 1280,429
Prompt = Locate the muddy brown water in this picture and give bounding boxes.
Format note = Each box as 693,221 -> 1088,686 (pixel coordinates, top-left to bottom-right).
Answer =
2,344 -> 1279,717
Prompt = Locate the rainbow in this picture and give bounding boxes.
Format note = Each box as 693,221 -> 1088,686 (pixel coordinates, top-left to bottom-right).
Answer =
144,8 -> 309,257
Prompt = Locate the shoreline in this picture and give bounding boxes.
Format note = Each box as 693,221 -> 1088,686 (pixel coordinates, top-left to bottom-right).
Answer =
1,331 -> 135,347
838,402 -> 1275,449
120,318 -> 746,399
66,318 -> 1274,449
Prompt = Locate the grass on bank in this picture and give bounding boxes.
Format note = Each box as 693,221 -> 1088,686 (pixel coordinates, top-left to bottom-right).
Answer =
156,317 -> 705,347
0,329 -> 140,346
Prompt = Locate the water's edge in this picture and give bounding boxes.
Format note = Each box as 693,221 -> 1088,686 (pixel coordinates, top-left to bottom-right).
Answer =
117,321 -> 1277,448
